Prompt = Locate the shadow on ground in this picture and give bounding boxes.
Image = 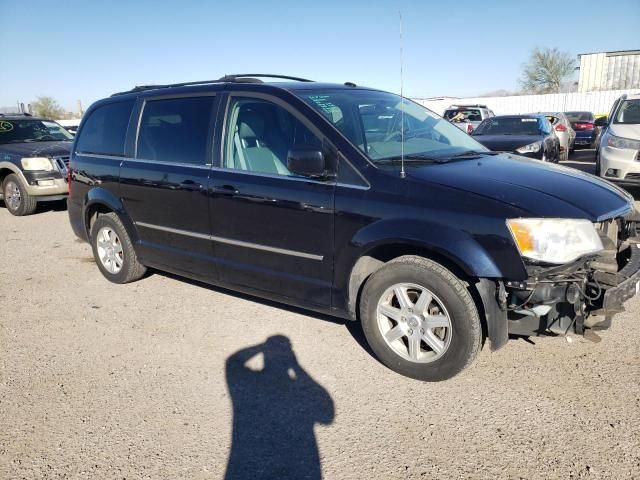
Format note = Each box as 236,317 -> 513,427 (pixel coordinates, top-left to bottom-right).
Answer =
224,335 -> 334,480
155,270 -> 375,358
0,199 -> 67,214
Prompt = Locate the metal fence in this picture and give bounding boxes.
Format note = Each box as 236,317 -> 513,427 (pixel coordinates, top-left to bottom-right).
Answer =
413,89 -> 640,117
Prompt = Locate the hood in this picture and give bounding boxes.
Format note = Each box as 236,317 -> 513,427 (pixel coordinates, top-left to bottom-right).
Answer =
406,153 -> 633,221
472,134 -> 543,152
0,141 -> 72,159
609,123 -> 640,140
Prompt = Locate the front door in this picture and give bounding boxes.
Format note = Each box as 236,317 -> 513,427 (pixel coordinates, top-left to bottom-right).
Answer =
208,94 -> 335,306
119,94 -> 218,280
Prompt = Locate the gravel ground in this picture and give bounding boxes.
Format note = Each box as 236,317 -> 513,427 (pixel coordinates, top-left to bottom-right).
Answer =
1,153 -> 639,479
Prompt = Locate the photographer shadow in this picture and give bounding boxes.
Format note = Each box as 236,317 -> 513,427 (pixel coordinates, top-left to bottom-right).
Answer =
224,335 -> 334,480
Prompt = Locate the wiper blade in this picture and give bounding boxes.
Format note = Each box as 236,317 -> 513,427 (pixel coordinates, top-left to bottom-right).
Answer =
444,150 -> 499,160
376,154 -> 443,164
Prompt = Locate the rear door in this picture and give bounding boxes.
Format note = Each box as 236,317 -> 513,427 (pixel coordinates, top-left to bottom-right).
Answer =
119,94 -> 219,280
208,92 -> 335,306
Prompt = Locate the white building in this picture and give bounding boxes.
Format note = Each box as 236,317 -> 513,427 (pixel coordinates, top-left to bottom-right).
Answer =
577,49 -> 640,92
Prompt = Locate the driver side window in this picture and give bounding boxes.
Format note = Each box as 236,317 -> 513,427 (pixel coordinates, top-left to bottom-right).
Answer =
223,97 -> 322,176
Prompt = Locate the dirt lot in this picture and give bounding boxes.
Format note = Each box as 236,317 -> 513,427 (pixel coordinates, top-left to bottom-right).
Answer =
1,152 -> 640,479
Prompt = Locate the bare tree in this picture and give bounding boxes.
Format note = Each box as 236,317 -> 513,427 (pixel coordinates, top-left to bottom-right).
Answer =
519,48 -> 576,94
31,96 -> 65,119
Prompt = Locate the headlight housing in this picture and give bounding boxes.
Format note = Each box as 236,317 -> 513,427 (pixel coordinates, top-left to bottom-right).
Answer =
21,157 -> 54,171
606,134 -> 640,151
515,141 -> 542,154
507,218 -> 603,264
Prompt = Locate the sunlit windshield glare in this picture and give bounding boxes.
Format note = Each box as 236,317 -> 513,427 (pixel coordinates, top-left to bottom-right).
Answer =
0,119 -> 73,144
299,90 -> 486,162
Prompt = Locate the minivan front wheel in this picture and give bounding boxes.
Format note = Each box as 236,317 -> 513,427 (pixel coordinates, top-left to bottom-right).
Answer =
360,256 -> 481,381
90,212 -> 146,284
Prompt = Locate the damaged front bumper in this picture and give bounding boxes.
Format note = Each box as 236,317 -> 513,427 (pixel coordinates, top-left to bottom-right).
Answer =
479,212 -> 640,349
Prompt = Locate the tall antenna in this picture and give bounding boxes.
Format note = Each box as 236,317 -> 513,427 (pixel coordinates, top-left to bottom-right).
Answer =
399,12 -> 406,179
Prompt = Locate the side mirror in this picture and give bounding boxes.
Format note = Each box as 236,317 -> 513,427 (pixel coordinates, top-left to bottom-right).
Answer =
594,116 -> 608,127
287,147 -> 327,178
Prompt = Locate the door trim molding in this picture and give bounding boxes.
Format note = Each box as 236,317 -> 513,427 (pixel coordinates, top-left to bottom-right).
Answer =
134,221 -> 324,261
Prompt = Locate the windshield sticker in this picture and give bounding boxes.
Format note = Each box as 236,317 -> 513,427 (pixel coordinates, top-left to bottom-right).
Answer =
307,95 -> 343,122
521,118 -> 537,122
0,121 -> 14,132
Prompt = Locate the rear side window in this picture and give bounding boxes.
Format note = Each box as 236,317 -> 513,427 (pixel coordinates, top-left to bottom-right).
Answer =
137,96 -> 215,165
76,100 -> 134,156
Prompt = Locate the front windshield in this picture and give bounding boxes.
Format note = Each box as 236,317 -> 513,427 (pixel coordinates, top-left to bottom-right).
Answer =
473,117 -> 541,136
0,119 -> 73,144
298,90 -> 486,162
613,99 -> 640,124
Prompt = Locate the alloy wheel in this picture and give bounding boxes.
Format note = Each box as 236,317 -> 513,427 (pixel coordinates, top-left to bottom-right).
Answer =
376,283 -> 453,363
5,181 -> 21,211
96,226 -> 124,274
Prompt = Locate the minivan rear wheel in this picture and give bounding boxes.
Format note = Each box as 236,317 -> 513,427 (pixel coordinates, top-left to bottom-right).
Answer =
90,212 -> 146,284
359,256 -> 481,381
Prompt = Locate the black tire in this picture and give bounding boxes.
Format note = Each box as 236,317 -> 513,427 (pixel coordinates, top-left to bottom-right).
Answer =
90,212 -> 146,284
3,173 -> 37,216
359,255 -> 482,381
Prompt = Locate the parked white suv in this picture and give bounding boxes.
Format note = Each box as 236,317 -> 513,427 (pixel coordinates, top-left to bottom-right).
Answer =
596,93 -> 640,185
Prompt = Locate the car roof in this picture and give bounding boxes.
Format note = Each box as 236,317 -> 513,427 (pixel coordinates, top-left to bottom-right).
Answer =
0,114 -> 51,121
109,75 -> 380,100
622,93 -> 640,100
491,114 -> 543,119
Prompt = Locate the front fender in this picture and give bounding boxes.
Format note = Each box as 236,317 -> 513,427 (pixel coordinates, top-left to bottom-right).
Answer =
351,217 -> 522,279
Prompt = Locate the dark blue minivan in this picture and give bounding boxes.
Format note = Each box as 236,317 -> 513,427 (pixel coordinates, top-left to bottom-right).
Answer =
67,75 -> 640,381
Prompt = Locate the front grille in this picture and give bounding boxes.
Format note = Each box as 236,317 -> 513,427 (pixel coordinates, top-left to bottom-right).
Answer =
52,155 -> 70,179
625,173 -> 640,181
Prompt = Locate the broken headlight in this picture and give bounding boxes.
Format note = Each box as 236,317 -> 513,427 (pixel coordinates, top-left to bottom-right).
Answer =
507,218 -> 604,264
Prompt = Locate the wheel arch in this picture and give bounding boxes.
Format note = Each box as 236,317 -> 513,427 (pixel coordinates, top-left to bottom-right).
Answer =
0,162 -> 22,186
84,187 -> 139,244
346,244 -> 507,352
347,240 -> 483,321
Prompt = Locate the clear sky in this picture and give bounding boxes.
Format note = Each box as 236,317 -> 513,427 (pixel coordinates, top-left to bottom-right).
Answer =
1,0 -> 639,112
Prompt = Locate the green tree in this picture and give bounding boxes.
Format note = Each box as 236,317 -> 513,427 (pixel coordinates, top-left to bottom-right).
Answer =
31,96 -> 65,119
519,48 -> 576,94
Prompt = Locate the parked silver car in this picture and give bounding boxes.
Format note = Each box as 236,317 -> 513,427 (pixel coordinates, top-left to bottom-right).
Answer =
540,112 -> 576,161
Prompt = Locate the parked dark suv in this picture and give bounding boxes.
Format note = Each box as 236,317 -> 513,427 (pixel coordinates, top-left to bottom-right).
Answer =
68,75 -> 640,381
0,114 -> 72,215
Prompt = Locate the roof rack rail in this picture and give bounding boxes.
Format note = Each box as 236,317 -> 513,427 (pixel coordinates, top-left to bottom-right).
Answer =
218,74 -> 314,83
449,104 -> 488,108
111,74 -> 314,97
0,112 -> 32,117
